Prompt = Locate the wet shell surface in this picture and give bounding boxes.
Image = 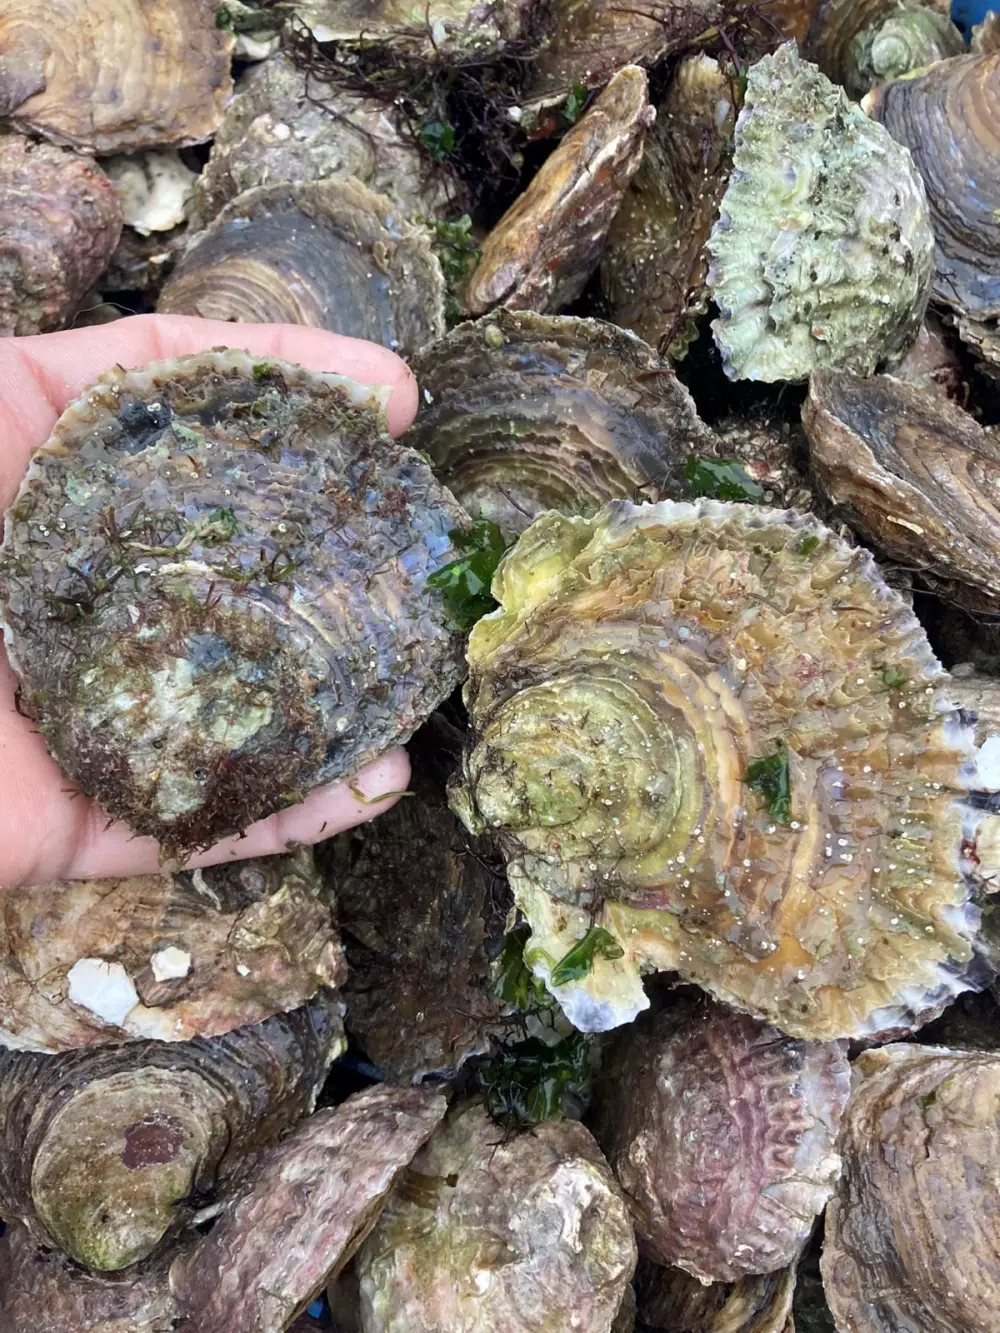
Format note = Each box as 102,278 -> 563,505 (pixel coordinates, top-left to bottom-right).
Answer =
804,0 -> 962,97
293,0 -> 531,63
591,996 -> 850,1282
0,350 -> 469,854
635,1258 -> 796,1333
158,179 -> 445,357
450,498 -> 995,1038
707,43 -> 934,382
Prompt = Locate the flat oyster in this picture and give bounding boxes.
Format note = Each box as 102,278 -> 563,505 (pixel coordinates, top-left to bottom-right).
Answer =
707,43 -> 933,382
450,499 -> 997,1038
804,0 -> 963,98
0,350 -> 468,855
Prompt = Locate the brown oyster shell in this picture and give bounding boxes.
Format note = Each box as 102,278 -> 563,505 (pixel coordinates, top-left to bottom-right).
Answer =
465,66 -> 653,317
635,1258 -> 796,1332
0,349 -> 467,855
0,850 -> 344,1053
889,313 -> 968,403
0,991 -> 343,1272
451,499 -> 995,1039
821,1043 -> 1000,1333
357,1099 -> 637,1333
158,179 -> 445,356
601,54 -> 737,359
101,223 -> 188,295
293,0 -> 533,63
0,0 -> 234,154
803,369 -> 1000,613
189,53 -> 464,231
170,1085 -> 448,1332
0,132 -> 121,335
591,996 -> 849,1282
405,311 -> 719,538
863,54 -> 1000,373
804,0 -> 961,97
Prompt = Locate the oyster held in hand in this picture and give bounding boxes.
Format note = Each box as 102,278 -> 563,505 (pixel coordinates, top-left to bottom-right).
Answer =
0,350 -> 469,855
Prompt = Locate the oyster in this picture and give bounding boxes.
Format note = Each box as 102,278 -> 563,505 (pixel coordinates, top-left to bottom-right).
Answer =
601,54 -> 737,358
0,992 -> 343,1271
863,54 -> 1000,377
821,1043 -> 1000,1332
0,0 -> 234,153
803,369 -> 1000,613
292,0 -> 532,63
102,151 -> 197,237
890,313 -> 968,402
0,349 -> 468,855
189,53 -> 464,231
591,996 -> 849,1281
635,1259 -> 796,1332
711,410 -> 815,511
171,1085 -> 449,1332
405,311 -> 719,538
0,133 -> 121,335
357,1099 -> 637,1332
0,850 -> 343,1052
707,43 -> 934,383
158,180 -> 445,356
973,9 -> 1000,51
804,0 -> 963,98
464,66 -> 654,317
450,498 -> 997,1038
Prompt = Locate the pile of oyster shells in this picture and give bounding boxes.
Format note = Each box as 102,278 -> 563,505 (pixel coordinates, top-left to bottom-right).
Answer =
1,0 -> 1000,1329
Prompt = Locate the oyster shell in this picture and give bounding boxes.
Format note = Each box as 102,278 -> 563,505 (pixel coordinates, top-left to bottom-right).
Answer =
450,498 -> 996,1038
188,53 -> 464,231
973,9 -> 1000,51
707,43 -> 934,383
101,224 -> 188,296
102,151 -> 197,236
0,0 -> 234,153
357,1099 -> 637,1332
591,996 -> 849,1282
292,0 -> 532,63
158,180 -> 445,356
710,410 -> 815,511
601,54 -> 737,358
0,850 -> 343,1052
0,991 -> 343,1271
170,1085 -> 448,1332
0,133 -> 122,335
464,66 -> 654,317
804,0 -> 963,98
0,349 -> 468,855
889,313 -> 968,402
635,1259 -> 796,1332
405,311 -> 719,538
863,54 -> 1000,378
821,1043 -> 1000,1332
803,369 -> 1000,613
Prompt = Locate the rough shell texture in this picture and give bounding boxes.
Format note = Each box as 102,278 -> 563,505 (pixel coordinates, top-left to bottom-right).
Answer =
0,0 -> 234,153
848,8 -> 964,98
0,133 -> 121,335
592,996 -> 849,1281
889,313 -> 968,403
405,311 -> 719,538
464,66 -> 654,317
158,179 -> 445,357
0,350 -> 468,854
601,54 -> 737,359
189,53 -> 464,231
293,0 -> 532,62
0,992 -> 343,1272
803,369 -> 1000,613
450,498 -> 994,1038
635,1258 -> 796,1332
804,0 -> 960,96
170,1085 -> 449,1332
357,1099 -> 637,1333
863,54 -> 1000,374
707,43 -> 933,383
0,850 -> 344,1052
102,223 -> 188,295
102,151 -> 197,236
711,411 -> 815,511
821,1043 -> 1000,1333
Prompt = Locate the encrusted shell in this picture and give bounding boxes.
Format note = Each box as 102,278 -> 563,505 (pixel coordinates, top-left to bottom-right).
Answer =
0,350 -> 468,854
635,1259 -> 797,1332
357,1099 -> 637,1333
822,1043 -> 1000,1332
450,498 -> 995,1038
405,311 -> 719,537
0,133 -> 122,335
592,995 -> 849,1282
158,179 -> 445,356
293,0 -> 532,62
0,0 -> 234,153
707,43 -> 934,382
0,850 -> 344,1052
804,0 -> 963,97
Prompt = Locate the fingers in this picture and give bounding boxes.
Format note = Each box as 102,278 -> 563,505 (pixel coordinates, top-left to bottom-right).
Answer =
0,314 -> 419,507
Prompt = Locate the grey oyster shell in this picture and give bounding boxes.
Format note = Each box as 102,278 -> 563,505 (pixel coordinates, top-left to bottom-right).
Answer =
357,1099 -> 637,1332
804,0 -> 963,98
707,43 -> 934,382
158,179 -> 445,357
405,311 -> 719,538
0,350 -> 469,855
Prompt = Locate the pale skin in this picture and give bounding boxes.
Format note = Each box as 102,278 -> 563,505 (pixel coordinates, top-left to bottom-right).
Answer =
0,314 -> 418,888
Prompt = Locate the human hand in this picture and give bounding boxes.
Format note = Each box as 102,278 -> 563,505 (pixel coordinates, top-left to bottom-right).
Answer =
0,314 -> 418,888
